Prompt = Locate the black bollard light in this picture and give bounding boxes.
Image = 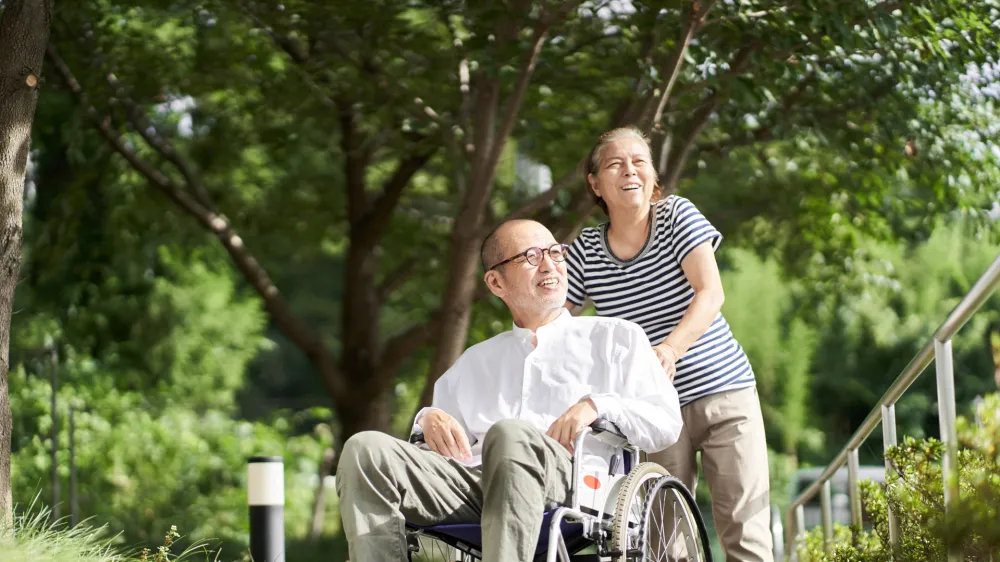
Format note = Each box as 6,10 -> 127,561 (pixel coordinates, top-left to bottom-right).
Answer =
248,456 -> 285,562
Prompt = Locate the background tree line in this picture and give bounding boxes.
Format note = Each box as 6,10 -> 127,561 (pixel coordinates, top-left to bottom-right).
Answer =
0,0 -> 998,558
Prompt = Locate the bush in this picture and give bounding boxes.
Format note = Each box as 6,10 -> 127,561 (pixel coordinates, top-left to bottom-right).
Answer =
796,394 -> 1000,561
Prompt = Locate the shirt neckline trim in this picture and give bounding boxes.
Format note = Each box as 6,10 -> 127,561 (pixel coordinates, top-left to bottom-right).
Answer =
599,199 -> 665,266
511,308 -> 571,341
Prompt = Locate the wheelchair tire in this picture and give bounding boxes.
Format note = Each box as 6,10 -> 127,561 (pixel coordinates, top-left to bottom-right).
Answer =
641,476 -> 713,562
609,462 -> 712,561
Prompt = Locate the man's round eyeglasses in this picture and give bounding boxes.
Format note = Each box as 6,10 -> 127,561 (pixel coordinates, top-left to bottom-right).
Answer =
488,244 -> 568,271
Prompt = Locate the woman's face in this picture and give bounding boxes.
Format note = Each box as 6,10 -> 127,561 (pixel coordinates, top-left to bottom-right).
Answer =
588,138 -> 657,214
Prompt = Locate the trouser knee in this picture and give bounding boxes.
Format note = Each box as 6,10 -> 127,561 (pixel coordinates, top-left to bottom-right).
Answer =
483,419 -> 537,454
336,431 -> 396,494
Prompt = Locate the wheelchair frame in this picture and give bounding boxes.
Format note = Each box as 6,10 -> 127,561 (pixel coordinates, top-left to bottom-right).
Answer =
406,420 -> 712,562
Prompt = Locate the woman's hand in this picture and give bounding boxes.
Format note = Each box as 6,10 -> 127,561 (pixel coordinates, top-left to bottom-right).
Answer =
652,342 -> 680,382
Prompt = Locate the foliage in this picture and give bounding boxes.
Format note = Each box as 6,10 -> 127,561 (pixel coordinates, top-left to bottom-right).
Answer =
806,221 -> 1000,464
10,209 -> 337,552
2,504 -> 218,562
32,0 -> 1000,445
796,394 -> 1000,561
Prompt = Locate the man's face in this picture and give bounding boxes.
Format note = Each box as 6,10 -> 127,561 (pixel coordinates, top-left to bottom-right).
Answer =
486,222 -> 567,314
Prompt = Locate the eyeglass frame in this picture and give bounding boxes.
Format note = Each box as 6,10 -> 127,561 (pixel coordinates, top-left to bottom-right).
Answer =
487,243 -> 569,271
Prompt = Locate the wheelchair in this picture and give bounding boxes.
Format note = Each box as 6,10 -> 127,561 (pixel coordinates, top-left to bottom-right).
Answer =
407,420 -> 712,562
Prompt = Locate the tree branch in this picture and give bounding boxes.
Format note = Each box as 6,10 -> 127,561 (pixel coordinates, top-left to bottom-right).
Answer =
378,313 -> 442,383
46,44 -> 346,402
640,0 -> 718,130
482,1 -> 582,188
377,257 -> 419,302
240,5 -> 310,64
360,146 -> 437,247
662,95 -> 719,194
481,27 -> 547,184
613,22 -> 661,126
505,166 -> 580,222
104,74 -> 217,210
339,104 -> 370,224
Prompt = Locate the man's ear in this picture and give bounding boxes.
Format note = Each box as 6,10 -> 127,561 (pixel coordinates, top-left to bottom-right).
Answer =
587,173 -> 601,198
484,270 -> 505,299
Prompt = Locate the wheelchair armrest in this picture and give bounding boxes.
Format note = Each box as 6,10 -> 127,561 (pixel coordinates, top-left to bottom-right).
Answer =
589,419 -> 625,439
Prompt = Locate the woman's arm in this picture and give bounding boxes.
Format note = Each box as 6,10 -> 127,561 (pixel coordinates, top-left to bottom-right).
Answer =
654,241 -> 725,372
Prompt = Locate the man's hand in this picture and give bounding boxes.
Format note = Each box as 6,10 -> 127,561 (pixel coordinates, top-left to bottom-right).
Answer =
546,399 -> 599,454
652,342 -> 679,382
419,409 -> 473,462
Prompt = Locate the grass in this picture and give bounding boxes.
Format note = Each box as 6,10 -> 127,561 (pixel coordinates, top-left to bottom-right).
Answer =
1,502 -> 220,562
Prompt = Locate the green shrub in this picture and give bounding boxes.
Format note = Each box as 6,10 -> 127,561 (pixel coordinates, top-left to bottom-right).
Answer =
797,394 -> 1000,561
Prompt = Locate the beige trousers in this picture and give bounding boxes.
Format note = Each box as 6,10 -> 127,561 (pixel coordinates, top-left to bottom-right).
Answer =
336,419 -> 574,562
649,387 -> 773,562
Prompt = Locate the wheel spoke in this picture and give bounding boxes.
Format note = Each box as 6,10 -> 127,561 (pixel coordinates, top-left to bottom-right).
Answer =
610,463 -> 711,562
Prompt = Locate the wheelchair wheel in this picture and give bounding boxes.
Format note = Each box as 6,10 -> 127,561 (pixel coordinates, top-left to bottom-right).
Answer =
609,463 -> 712,562
407,533 -> 477,562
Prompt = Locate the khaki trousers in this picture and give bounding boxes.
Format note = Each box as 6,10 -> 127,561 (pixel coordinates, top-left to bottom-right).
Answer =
649,387 -> 773,562
336,419 -> 573,562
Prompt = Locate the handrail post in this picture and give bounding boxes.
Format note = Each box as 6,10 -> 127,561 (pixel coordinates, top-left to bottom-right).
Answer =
785,509 -> 794,561
820,479 -> 833,554
881,404 -> 901,559
847,449 -> 862,529
795,504 -> 805,560
934,338 -> 960,562
934,339 -> 959,509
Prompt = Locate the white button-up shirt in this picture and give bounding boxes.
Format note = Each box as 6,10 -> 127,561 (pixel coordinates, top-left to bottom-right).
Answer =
414,310 -> 683,469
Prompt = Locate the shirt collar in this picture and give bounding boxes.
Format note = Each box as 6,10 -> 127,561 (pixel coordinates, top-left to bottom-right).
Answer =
511,308 -> 571,342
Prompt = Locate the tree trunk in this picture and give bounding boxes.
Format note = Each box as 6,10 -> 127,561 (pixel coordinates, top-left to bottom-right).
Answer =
420,220 -> 484,407
335,389 -> 391,450
0,0 -> 54,530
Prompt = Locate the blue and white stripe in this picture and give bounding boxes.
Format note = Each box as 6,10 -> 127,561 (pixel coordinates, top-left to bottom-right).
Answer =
567,195 -> 755,406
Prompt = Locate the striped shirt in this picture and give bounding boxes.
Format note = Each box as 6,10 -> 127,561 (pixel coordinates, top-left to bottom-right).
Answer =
567,195 -> 755,406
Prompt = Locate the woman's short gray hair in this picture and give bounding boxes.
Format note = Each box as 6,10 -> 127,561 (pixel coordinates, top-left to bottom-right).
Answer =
583,126 -> 660,215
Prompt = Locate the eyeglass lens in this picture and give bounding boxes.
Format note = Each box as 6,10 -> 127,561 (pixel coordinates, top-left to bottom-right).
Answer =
525,245 -> 566,266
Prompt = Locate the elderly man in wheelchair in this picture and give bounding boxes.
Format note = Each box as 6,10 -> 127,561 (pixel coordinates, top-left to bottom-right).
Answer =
337,220 -> 712,562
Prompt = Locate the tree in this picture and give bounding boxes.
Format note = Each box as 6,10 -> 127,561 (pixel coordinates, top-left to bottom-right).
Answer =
0,0 -> 53,529
41,0 -> 1000,447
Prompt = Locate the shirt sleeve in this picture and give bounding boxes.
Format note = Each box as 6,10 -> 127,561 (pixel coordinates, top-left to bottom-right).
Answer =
669,196 -> 723,266
566,236 -> 588,307
585,323 -> 683,453
411,357 -> 474,445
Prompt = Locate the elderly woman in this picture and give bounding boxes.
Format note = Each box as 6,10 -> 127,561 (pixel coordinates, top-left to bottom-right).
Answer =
565,127 -> 772,561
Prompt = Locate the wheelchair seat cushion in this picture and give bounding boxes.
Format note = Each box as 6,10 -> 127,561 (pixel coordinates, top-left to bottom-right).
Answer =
406,510 -> 584,557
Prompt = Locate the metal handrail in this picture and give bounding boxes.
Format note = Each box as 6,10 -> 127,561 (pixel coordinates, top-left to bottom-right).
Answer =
784,251 -> 1000,560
